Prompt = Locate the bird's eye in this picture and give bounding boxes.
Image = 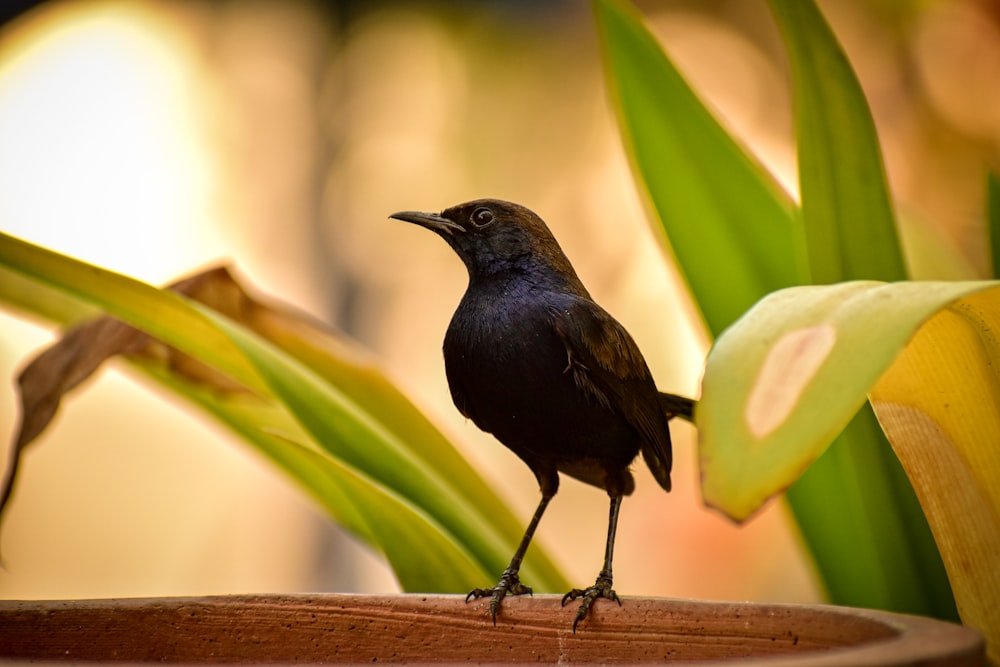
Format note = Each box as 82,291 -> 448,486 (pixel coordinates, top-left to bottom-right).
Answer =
471,207 -> 495,227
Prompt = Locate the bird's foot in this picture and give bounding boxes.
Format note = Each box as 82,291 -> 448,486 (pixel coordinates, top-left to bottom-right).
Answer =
465,570 -> 532,625
561,573 -> 621,632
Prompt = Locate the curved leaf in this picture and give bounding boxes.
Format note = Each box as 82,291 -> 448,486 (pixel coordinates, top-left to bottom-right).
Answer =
699,280 -> 999,519
136,365 -> 490,591
767,0 -> 953,619
0,233 -> 263,393
593,0 -> 803,335
246,297 -> 566,589
197,306 -> 544,590
770,0 -> 906,284
869,287 -> 1000,663
0,232 -> 569,593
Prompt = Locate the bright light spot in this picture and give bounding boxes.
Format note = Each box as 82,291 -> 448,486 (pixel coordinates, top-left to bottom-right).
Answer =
0,2 -> 221,284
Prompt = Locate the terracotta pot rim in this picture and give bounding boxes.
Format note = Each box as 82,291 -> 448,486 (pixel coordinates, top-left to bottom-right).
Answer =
0,593 -> 984,665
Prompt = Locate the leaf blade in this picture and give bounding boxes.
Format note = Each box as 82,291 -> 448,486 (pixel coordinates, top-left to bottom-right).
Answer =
197,308 -> 533,591
247,299 -> 567,589
870,288 -> 1000,662
0,235 -> 568,593
700,280 -> 998,517
769,0 -> 906,283
142,364 -> 489,591
0,232 -> 263,392
767,0 -> 955,619
593,0 -> 805,334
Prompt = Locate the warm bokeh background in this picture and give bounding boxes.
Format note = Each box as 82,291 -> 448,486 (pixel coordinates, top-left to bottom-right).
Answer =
0,0 -> 995,603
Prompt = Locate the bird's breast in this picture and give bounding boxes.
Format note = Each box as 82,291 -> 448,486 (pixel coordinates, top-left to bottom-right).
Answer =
444,290 -> 559,378
440,286 -> 641,472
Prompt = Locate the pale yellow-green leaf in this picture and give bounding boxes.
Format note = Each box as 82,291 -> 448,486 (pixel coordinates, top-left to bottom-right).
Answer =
698,280 -> 998,520
869,287 -> 1000,664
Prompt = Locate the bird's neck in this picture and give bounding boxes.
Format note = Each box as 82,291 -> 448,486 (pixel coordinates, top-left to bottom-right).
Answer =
466,254 -> 590,299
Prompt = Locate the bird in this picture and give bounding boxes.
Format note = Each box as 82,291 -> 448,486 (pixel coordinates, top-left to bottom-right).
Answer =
390,199 -> 686,631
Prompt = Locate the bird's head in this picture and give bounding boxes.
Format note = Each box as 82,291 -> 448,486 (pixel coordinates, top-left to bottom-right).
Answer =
390,199 -> 578,283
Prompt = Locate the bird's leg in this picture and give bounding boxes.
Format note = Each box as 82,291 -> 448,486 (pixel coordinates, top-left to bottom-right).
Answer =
562,494 -> 623,632
466,491 -> 554,624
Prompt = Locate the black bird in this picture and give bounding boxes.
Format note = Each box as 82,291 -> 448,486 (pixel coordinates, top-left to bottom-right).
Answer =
391,199 -> 682,631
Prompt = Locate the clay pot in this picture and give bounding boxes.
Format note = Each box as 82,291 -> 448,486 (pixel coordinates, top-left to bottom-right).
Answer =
0,594 -> 983,664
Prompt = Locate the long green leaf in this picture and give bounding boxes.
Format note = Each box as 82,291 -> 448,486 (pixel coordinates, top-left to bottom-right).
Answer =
769,0 -> 905,283
0,232 -> 567,592
0,264 -> 97,326
0,233 -> 263,393
595,0 -> 958,619
135,364 -> 377,546
285,442 -> 488,593
146,365 -> 488,592
769,0 -> 956,619
0,268 -> 493,590
789,407 -> 950,610
593,0 -> 805,335
252,309 -> 567,590
198,306 -> 554,591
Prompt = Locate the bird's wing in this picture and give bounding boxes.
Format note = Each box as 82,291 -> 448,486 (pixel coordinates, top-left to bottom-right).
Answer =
549,298 -> 673,492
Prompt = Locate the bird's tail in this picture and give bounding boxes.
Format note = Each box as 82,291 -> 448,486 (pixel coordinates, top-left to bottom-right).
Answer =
658,391 -> 696,422
642,392 -> 695,494
641,443 -> 673,493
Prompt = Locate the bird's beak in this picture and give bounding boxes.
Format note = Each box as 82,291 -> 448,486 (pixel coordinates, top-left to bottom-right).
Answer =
389,210 -> 465,236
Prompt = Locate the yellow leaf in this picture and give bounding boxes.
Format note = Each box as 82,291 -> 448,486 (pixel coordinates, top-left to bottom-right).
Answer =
870,286 -> 1000,664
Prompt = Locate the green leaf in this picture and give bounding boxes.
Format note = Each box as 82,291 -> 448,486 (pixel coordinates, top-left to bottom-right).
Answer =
136,363 -> 377,546
768,0 -> 955,619
138,363 -> 489,591
0,232 -> 263,393
785,405 -> 953,614
699,280 -> 997,516
0,264 -> 97,326
0,231 -> 568,593
593,0 -> 805,334
769,0 -> 906,284
250,306 -> 567,590
595,0 -> 956,619
197,306 -> 556,591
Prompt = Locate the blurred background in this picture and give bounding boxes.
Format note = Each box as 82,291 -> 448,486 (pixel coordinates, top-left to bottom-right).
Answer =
0,0 -> 995,603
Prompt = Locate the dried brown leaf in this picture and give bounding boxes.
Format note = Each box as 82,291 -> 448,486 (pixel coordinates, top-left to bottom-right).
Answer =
1,266 -> 278,526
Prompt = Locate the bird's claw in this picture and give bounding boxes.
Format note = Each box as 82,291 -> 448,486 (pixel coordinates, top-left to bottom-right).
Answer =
561,573 -> 620,632
466,571 -> 532,624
